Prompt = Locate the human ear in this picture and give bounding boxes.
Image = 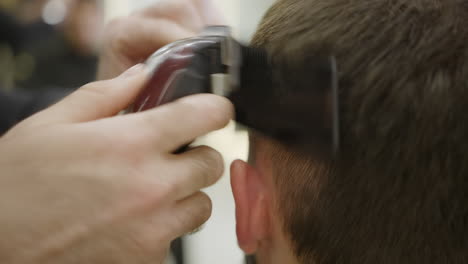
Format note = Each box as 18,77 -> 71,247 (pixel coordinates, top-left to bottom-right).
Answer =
230,159 -> 271,255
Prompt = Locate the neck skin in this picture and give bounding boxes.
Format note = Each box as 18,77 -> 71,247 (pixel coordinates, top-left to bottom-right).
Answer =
255,219 -> 299,264
254,149 -> 300,264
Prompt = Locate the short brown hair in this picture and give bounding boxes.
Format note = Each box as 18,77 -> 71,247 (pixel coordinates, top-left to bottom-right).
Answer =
251,0 -> 468,263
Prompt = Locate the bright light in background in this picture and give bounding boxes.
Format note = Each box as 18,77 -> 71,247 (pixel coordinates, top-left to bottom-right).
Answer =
42,0 -> 68,25
103,0 -> 130,22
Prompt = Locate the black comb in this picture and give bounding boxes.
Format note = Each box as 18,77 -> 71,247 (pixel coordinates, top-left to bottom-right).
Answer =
229,45 -> 339,159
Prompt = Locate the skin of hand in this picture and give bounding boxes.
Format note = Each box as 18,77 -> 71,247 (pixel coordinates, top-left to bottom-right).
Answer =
0,65 -> 234,264
97,0 -> 225,80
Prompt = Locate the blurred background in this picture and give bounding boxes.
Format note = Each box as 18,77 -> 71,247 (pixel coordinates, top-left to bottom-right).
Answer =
0,0 -> 274,263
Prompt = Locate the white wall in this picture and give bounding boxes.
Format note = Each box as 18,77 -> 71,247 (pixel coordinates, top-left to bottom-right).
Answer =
103,0 -> 129,21
238,0 -> 274,42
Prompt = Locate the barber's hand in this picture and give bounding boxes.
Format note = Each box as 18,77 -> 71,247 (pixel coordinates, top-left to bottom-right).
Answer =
97,0 -> 224,80
0,65 -> 233,264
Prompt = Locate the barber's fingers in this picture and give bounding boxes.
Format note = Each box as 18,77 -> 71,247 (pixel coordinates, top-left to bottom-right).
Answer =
137,0 -> 203,30
120,94 -> 234,153
30,64 -> 148,125
139,0 -> 225,26
193,0 -> 226,25
108,16 -> 195,62
162,146 -> 224,200
167,191 -> 213,239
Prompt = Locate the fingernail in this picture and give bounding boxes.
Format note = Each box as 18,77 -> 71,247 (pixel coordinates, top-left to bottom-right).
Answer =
120,64 -> 145,78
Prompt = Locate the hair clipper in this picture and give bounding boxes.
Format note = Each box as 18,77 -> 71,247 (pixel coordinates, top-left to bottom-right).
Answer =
129,26 -> 339,158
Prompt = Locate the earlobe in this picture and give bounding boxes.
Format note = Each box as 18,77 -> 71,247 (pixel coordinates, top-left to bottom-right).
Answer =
231,159 -> 271,255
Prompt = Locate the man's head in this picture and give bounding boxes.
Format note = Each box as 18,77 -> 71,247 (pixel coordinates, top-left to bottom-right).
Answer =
230,0 -> 468,263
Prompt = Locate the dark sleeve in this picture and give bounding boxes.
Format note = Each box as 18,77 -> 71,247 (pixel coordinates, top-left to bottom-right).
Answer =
0,90 -> 70,135
0,90 -> 30,134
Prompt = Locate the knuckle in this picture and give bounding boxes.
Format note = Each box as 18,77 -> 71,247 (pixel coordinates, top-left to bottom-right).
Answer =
114,129 -> 148,155
203,147 -> 225,175
71,83 -> 109,110
104,18 -> 125,45
165,0 -> 188,17
88,126 -> 147,160
190,193 -> 213,224
125,174 -> 170,208
177,193 -> 212,230
157,174 -> 180,198
204,109 -> 230,131
123,123 -> 152,146
135,0 -> 187,21
191,147 -> 224,186
128,231 -> 170,259
135,112 -> 166,143
125,234 -> 156,258
106,17 -> 126,34
198,193 -> 213,219
106,17 -> 136,51
80,80 -> 112,96
209,100 -> 232,121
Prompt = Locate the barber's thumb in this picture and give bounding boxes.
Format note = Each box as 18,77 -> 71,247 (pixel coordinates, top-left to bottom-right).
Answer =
33,64 -> 148,125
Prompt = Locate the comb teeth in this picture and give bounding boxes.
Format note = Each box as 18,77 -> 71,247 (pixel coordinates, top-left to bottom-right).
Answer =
239,45 -> 273,96
230,45 -> 340,158
241,46 -> 269,68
